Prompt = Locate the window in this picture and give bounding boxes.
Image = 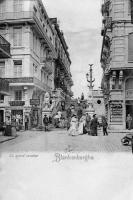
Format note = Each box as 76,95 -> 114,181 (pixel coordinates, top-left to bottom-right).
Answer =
14,0 -> 23,12
0,62 -> 5,78
15,90 -> 22,100
0,1 -> 6,14
13,27 -> 22,46
14,60 -> 22,77
0,94 -> 4,102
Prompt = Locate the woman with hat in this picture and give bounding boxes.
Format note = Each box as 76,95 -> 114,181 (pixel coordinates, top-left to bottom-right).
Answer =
68,114 -> 78,136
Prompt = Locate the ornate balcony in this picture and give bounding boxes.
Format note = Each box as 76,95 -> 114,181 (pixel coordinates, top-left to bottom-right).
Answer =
9,101 -> 25,106
40,57 -> 53,74
6,77 -> 51,92
0,35 -> 10,58
104,17 -> 112,29
52,88 -> 65,100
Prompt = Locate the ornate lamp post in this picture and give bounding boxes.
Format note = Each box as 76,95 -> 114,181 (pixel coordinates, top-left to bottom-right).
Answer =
85,64 -> 95,116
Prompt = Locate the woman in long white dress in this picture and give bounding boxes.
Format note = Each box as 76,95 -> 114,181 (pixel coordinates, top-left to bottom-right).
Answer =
68,115 -> 78,136
78,115 -> 86,135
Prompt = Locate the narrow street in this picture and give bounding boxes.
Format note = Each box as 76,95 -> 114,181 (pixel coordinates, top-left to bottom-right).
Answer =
0,128 -> 131,152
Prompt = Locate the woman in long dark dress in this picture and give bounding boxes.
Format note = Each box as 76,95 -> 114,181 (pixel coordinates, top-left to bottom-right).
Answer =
90,114 -> 98,136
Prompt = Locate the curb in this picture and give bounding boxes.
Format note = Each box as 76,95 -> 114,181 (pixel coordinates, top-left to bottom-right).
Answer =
0,136 -> 18,144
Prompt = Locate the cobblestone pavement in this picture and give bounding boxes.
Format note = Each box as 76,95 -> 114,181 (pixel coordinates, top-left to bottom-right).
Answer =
0,128 -> 132,152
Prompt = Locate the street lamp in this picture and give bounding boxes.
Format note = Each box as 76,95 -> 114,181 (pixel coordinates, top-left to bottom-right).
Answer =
86,73 -> 89,82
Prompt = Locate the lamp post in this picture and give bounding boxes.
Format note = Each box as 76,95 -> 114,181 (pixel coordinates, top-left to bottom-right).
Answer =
85,64 -> 95,116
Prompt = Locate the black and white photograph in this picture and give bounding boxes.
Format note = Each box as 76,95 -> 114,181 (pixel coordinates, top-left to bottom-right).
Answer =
0,0 -> 133,199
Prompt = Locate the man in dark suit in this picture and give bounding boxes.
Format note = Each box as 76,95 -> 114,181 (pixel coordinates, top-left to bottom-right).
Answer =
90,114 -> 98,136
43,115 -> 49,131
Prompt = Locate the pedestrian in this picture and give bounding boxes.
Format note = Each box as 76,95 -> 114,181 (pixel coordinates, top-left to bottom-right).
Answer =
24,115 -> 29,131
54,113 -> 60,128
43,115 -> 49,131
90,114 -> 98,136
78,114 -> 86,135
102,116 -> 108,136
68,114 -> 78,136
126,114 -> 132,130
85,113 -> 91,134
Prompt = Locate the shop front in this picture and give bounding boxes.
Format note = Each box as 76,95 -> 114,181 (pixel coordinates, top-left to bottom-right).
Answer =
9,101 -> 25,129
30,99 -> 41,128
125,77 -> 133,129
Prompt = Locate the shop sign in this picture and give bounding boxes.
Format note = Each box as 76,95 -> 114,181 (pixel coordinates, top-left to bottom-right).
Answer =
110,103 -> 122,116
9,101 -> 25,106
30,99 -> 40,106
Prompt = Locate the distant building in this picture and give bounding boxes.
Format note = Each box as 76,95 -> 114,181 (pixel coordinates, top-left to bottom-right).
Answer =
0,0 -> 73,128
101,0 -> 133,129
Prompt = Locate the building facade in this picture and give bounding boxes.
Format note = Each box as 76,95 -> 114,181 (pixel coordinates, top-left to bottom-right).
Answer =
101,0 -> 133,129
0,0 -> 73,128
0,34 -> 10,124
50,18 -> 73,104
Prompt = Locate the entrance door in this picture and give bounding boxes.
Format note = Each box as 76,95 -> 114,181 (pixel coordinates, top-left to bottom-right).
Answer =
126,105 -> 133,129
0,110 -> 4,123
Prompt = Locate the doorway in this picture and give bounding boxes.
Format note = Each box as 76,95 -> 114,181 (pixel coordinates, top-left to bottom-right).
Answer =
126,104 -> 133,129
0,110 -> 4,123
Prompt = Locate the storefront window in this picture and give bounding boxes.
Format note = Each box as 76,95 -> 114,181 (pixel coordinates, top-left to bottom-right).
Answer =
11,110 -> 23,127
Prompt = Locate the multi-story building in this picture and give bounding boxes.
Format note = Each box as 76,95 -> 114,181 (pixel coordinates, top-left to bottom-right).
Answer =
0,0 -> 73,128
50,18 -> 73,104
0,34 -> 11,124
101,0 -> 133,129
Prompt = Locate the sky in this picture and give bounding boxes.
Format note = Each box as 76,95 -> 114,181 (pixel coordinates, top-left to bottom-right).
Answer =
43,0 -> 103,98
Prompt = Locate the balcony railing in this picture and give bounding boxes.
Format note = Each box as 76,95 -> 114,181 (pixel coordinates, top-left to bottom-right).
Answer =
105,17 -> 112,29
5,77 -> 51,92
0,35 -> 10,58
52,88 -> 65,99
9,101 -> 25,106
40,57 -> 53,74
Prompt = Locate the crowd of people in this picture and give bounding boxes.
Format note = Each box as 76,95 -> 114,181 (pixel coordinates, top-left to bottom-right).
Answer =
68,113 -> 108,136
42,110 -> 108,136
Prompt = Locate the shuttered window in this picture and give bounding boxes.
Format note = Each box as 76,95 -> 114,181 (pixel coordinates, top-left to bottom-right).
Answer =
14,60 -> 22,77
128,33 -> 133,62
0,62 -> 5,78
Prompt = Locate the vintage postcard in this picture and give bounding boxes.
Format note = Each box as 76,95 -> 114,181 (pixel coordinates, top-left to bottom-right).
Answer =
0,0 -> 133,199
